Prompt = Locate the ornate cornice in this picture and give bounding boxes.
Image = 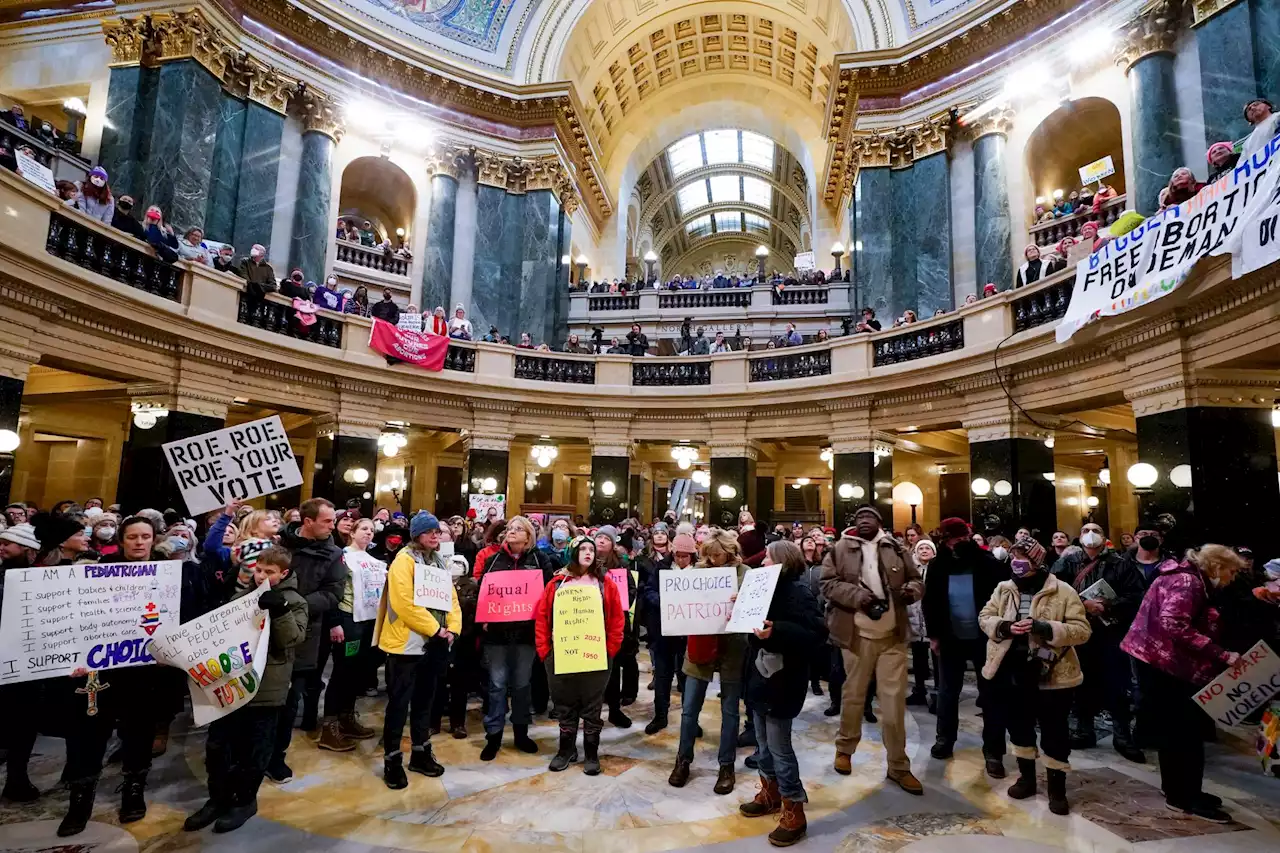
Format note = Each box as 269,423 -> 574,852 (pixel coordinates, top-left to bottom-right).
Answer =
1115,0 -> 1185,72
460,149 -> 580,214
1191,0 -> 1242,25
825,113 -> 951,206
425,144 -> 474,182
963,106 -> 1016,142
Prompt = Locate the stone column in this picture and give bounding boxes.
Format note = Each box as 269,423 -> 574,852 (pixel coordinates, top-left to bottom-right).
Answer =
522,189 -> 564,347
1195,1 -> 1259,147
232,101 -> 288,253
135,60 -> 223,230
964,415 -> 1056,543
914,151 -> 954,315
852,135 -> 893,318
831,442 -> 894,532
204,90 -> 247,243
116,388 -> 228,515
709,444 -> 757,529
312,417 -> 380,519
1116,1 -> 1183,215
98,64 -> 157,201
423,145 -> 469,313
1255,0 -> 1280,106
471,176 -> 524,337
968,108 -> 1015,292
464,438 -> 511,514
289,89 -> 344,281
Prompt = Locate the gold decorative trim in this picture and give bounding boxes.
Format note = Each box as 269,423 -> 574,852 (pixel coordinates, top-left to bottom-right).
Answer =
1115,0 -> 1184,72
295,85 -> 346,142
1191,0 -> 1243,25
964,106 -> 1016,141
425,144 -> 474,182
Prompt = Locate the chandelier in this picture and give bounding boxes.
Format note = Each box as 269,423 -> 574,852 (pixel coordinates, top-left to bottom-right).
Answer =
820,447 -> 833,470
530,443 -> 559,468
670,445 -> 699,470
378,431 -> 408,458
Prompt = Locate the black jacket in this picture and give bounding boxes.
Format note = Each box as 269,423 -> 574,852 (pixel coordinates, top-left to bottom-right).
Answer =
278,523 -> 346,671
111,209 -> 146,241
1066,548 -> 1152,636
923,539 -> 1009,642
371,298 -> 401,324
746,575 -> 828,719
639,552 -> 686,653
479,546 -> 552,646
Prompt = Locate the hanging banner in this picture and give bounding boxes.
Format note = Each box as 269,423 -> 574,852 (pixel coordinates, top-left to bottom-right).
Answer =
161,415 -> 303,515
1193,641 -> 1280,728
606,568 -> 630,613
468,494 -> 506,522
553,583 -> 608,674
726,565 -> 781,633
413,561 -> 455,611
1056,133 -> 1280,343
149,584 -> 271,726
0,561 -> 182,684
659,567 -> 739,635
475,569 -> 544,622
368,318 -> 450,371
347,551 -> 387,622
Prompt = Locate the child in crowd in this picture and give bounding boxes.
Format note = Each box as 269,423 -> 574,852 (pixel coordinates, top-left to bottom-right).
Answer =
535,538 -> 625,775
232,510 -> 282,591
185,546 -> 308,834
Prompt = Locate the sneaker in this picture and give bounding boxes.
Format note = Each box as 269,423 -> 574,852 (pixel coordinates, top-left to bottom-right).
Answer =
745,753 -> 759,770
264,760 -> 293,784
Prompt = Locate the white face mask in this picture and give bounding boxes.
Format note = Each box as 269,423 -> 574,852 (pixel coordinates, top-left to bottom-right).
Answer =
95,526 -> 116,540
992,546 -> 1008,561
326,277 -> 337,286
89,177 -> 105,187
83,526 -> 93,539
1081,531 -> 1104,548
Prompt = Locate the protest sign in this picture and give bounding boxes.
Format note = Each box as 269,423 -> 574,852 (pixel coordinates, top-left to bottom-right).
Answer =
659,567 -> 739,635
16,150 -> 55,194
162,415 -> 303,515
346,551 -> 387,622
793,251 -> 815,271
414,561 -> 455,611
607,568 -> 630,613
475,569 -> 544,622
726,565 -> 781,633
1078,155 -> 1115,185
468,494 -> 506,522
1193,641 -> 1280,727
149,584 -> 271,726
368,319 -> 450,371
0,561 -> 182,684
553,583 -> 608,674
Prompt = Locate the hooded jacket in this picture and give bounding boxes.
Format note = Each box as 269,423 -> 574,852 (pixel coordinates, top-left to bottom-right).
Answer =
820,527 -> 922,648
278,523 -> 346,671
979,572 -> 1091,689
231,574 -> 308,706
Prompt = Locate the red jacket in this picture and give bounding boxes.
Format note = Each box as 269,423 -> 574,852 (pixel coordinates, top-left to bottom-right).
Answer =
473,543 -> 500,579
534,574 -> 624,661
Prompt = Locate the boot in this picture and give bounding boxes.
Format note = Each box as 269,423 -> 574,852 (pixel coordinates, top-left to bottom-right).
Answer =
906,689 -> 928,706
339,712 -> 376,740
213,798 -> 258,833
823,701 -> 841,717
118,770 -> 147,823
408,745 -> 445,777
480,732 -> 502,761
863,703 -> 877,724
811,680 -> 824,696
769,798 -> 807,847
738,722 -> 757,748
152,727 -> 170,757
713,763 -> 735,795
450,723 -> 468,740
513,724 -> 538,754
608,707 -> 632,729
318,718 -> 357,752
1112,721 -> 1146,764
184,797 -> 227,831
668,756 -> 691,788
1046,769 -> 1069,815
549,728 -> 579,772
739,775 -> 781,817
383,753 -> 408,790
57,777 -> 97,837
1,767 -> 39,803
583,732 -> 601,776
644,713 -> 669,735
1007,758 -> 1038,800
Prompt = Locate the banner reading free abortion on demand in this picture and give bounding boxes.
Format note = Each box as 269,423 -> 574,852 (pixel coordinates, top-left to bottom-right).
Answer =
1057,131 -> 1280,343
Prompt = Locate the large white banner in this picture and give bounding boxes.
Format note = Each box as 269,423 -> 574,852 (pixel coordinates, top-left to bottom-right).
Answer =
149,584 -> 271,726
1056,133 -> 1280,343
0,561 -> 182,684
659,567 -> 739,636
162,415 -> 303,515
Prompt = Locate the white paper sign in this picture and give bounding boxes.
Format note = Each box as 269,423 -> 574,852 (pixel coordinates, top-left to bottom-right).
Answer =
727,565 -> 782,633
414,561 -> 455,611
346,551 -> 387,623
0,561 -> 182,684
793,251 -> 815,271
659,567 -> 739,636
149,583 -> 271,726
161,415 -> 303,515
1078,155 -> 1115,185
16,150 -> 55,194
469,494 -> 506,522
1192,641 -> 1280,728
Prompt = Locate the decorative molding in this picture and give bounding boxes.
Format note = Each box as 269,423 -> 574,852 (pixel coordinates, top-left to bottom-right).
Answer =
1191,0 -> 1243,25
709,443 -> 760,461
591,443 -> 633,458
825,113 -> 950,204
425,144 -> 475,182
312,413 -> 383,440
1115,0 -> 1184,72
462,434 -> 512,453
963,106 -> 1016,142
294,85 -> 345,142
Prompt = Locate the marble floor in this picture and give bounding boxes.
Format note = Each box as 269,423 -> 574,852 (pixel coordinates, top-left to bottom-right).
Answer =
1,662 -> 1278,853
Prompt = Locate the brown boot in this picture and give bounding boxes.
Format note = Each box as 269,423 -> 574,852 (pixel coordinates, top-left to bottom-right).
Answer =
713,764 -> 735,795
739,776 -> 781,817
833,752 -> 852,775
339,712 -> 376,740
318,718 -> 356,752
769,799 -> 807,847
151,729 -> 170,758
668,757 -> 691,788
887,770 -> 923,795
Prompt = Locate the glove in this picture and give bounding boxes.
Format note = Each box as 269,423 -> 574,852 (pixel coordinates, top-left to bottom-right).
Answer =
258,588 -> 288,616
1030,619 -> 1054,642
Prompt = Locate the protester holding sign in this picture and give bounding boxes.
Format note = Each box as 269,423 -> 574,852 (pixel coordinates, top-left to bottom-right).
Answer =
1122,545 -> 1244,823
640,529 -> 689,735
534,538 -> 625,775
596,526 -> 638,730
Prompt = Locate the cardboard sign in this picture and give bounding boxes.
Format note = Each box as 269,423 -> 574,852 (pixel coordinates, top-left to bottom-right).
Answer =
475,569 -> 544,622
16,150 -> 55,194
1193,641 -> 1280,727
793,251 -> 815,271
659,567 -> 739,636
149,583 -> 271,726
469,494 -> 506,522
162,415 -> 303,515
727,565 -> 781,633
0,561 -> 182,684
414,561 -> 455,611
1078,155 -> 1115,185
607,568 -> 630,613
553,583 -> 608,674
346,551 -> 387,623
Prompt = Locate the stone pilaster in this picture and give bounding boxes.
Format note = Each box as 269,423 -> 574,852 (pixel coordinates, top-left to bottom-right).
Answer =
965,108 -> 1015,294
1116,0 -> 1185,214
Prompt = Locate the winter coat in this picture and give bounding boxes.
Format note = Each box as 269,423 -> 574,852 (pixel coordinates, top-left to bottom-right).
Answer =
278,523 -> 346,671
237,257 -> 277,300
370,298 -> 401,325
454,571 -> 480,635
746,575 -> 828,719
1052,547 -> 1146,640
533,573 -> 625,661
906,563 -> 927,642
479,545 -> 553,646
145,223 -> 179,263
376,546 -> 462,656
71,189 -> 114,226
641,552 -> 687,655
923,539 -> 1008,643
1121,559 -> 1235,686
682,559 -> 750,683
111,208 -> 146,241
231,574 -> 308,707
978,572 -> 1091,689
820,528 -> 923,649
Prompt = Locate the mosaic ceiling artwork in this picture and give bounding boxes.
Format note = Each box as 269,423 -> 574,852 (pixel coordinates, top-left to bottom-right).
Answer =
359,0 -> 519,51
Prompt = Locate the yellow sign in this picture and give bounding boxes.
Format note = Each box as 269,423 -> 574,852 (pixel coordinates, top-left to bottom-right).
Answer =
1078,155 -> 1115,185
553,583 -> 608,674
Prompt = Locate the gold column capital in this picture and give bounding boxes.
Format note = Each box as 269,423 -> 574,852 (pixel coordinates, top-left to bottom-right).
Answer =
963,106 -> 1016,142
1115,0 -> 1185,72
425,144 -> 474,181
295,86 -> 345,143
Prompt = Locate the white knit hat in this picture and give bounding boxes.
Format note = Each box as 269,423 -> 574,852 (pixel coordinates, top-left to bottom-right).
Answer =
0,522 -> 40,550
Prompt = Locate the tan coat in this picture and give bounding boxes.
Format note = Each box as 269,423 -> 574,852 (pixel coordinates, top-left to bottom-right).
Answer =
978,573 -> 1092,689
820,532 -> 923,649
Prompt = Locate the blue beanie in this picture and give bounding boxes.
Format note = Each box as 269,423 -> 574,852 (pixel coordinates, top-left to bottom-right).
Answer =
410,510 -> 440,539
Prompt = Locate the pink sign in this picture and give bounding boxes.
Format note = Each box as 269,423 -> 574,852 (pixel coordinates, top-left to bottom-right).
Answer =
607,568 -> 630,613
476,569 -> 545,622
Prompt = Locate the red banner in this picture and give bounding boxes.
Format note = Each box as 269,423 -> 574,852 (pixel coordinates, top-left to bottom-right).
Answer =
368,318 -> 449,371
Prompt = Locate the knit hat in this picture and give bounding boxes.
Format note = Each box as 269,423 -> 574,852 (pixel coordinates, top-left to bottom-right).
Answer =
939,517 -> 970,540
852,505 -> 881,522
651,521 -> 670,536
1011,534 -> 1047,569
595,524 -> 618,544
914,538 -> 937,561
88,166 -> 108,182
1024,244 -> 1039,258
83,506 -> 103,520
1080,220 -> 1099,238
983,283 -> 998,295
410,510 -> 441,539
672,533 -> 698,554
0,522 -> 39,550
1207,141 -> 1235,163
466,508 -> 477,520
30,512 -> 83,550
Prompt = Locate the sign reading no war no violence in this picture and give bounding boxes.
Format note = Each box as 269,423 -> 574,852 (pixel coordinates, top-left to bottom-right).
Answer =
163,416 -> 303,515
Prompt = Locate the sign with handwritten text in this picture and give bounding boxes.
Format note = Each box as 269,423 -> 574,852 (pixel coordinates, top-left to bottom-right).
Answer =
553,583 -> 608,674
659,567 -> 739,635
475,569 -> 544,622
347,551 -> 387,622
162,415 -> 303,515
726,565 -> 781,633
0,561 -> 182,684
1193,641 -> 1280,728
607,568 -> 629,613
413,561 -> 454,611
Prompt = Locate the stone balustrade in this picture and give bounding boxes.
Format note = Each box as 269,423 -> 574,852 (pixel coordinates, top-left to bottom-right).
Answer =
1029,194 -> 1129,248
334,238 -> 411,277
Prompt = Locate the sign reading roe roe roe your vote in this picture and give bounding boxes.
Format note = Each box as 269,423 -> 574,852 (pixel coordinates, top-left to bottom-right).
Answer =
163,416 -> 303,515
660,567 -> 739,635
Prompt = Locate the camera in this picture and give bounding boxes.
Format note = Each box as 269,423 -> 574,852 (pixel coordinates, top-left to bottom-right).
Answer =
864,598 -> 889,620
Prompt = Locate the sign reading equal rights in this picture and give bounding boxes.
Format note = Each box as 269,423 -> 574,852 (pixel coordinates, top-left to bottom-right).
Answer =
475,569 -> 544,622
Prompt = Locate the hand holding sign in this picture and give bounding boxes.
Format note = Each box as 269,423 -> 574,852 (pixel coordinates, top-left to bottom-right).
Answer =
162,416 -> 303,515
553,584 -> 608,674
726,566 -> 781,633
476,569 -> 543,622
1193,641 -> 1280,728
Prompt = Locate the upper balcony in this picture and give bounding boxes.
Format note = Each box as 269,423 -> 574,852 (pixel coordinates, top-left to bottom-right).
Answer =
332,237 -> 413,301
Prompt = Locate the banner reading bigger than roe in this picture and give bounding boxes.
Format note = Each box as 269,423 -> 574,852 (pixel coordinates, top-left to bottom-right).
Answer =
162,415 -> 303,515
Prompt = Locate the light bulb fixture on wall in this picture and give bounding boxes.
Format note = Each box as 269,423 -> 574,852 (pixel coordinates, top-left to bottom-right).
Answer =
691,470 -> 710,488
820,447 -> 834,470
851,485 -> 865,500
0,429 -> 19,453
130,402 -> 169,430
1169,464 -> 1192,488
1099,467 -> 1111,485
993,479 -> 1013,497
600,480 -> 617,497
480,476 -> 498,493
1126,462 -> 1158,489
971,478 -> 991,497
838,483 -> 854,499
378,431 -> 408,458
1044,437 -> 1055,448
1086,495 -> 1100,507
717,484 -> 737,500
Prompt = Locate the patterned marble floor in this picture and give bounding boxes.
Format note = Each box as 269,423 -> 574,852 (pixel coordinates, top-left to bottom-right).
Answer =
1,663 -> 1279,853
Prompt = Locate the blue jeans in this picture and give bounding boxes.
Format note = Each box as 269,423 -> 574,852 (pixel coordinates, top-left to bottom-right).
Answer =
677,675 -> 741,766
753,710 -> 806,802
482,643 -> 536,735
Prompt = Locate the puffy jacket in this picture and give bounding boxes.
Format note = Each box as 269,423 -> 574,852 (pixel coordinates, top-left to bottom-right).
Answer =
979,572 -> 1091,688
376,545 -> 462,655
1121,559 -> 1234,686
278,524 -> 346,671
820,528 -> 923,648
923,539 -> 1008,642
533,573 -> 625,661
479,545 -> 552,646
232,575 -> 309,707
746,575 -> 828,719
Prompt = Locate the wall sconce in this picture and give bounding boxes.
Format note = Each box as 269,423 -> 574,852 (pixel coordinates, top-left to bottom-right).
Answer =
1169,464 -> 1192,488
343,467 -> 369,484
993,479 -> 1013,496
1086,495 -> 1100,507
717,484 -> 737,500
820,447 -> 834,470
0,429 -> 18,453
130,402 -> 169,430
838,483 -> 854,499
971,477 -> 991,497
1126,463 -> 1158,489
481,476 -> 498,493
600,480 -> 617,497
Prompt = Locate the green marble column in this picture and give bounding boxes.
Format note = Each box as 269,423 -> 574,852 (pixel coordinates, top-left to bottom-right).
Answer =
99,65 -> 157,201
1195,2 -> 1258,149
205,91 -> 247,243
140,60 -> 223,231
117,410 -> 225,516
232,102 -> 286,253
289,129 -> 335,281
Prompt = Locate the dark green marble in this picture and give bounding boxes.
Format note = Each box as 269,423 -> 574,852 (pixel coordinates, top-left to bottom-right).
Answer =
289,130 -> 335,280
232,102 -> 285,253
204,92 -> 247,243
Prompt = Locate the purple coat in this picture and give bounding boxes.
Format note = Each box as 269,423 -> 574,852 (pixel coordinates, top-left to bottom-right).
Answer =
1121,559 -> 1233,686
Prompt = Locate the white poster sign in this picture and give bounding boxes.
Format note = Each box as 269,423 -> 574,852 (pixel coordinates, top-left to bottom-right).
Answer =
414,562 -> 455,611
659,567 -> 739,636
161,415 -> 303,515
1192,641 -> 1280,728
468,494 -> 506,522
1078,155 -> 1115,185
726,565 -> 782,633
793,251 -> 815,271
149,584 -> 271,726
0,561 -> 182,684
347,551 -> 387,623
16,150 -> 55,194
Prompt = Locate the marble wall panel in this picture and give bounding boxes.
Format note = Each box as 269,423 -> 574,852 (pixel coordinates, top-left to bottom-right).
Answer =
232,102 -> 285,254
973,133 -> 1013,292
889,166 -> 917,321
915,152 -> 953,316
1253,0 -> 1280,113
99,65 -> 156,201
204,92 -> 246,243
288,130 -> 335,280
422,174 -> 458,313
1196,4 -> 1257,152
142,61 -> 222,231
1130,54 -> 1183,215
853,167 -> 893,320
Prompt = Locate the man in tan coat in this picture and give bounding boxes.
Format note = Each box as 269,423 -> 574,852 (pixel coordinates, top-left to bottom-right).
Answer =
820,506 -> 925,794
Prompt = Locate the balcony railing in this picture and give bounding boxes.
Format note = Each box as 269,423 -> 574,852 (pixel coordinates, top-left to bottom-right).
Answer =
1012,275 -> 1073,332
773,286 -> 828,305
445,343 -> 477,373
1030,194 -> 1128,247
335,239 -> 410,277
514,354 -> 596,384
660,290 -> 752,309
633,360 -> 711,386
236,292 -> 344,348
872,319 -> 964,366
46,210 -> 181,301
588,294 -> 640,311
749,349 -> 832,382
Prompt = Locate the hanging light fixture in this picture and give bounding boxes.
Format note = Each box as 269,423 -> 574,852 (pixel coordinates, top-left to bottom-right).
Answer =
130,402 -> 169,430
820,447 -> 834,470
530,443 -> 559,468
378,431 -> 408,458
671,445 -> 699,470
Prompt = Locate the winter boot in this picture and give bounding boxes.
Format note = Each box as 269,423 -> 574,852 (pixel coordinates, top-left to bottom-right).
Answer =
1007,758 -> 1038,800
184,797 -> 227,831
213,798 -> 258,833
583,732 -> 602,776
739,775 -> 781,817
383,753 -> 408,790
318,718 -> 357,752
118,770 -> 147,823
644,713 -> 669,735
57,777 -> 97,837
408,744 -> 445,777
769,798 -> 807,847
549,726 -> 579,771
513,724 -> 538,753
480,732 -> 502,761
1046,769 -> 1070,815
339,712 -> 376,740
1069,713 -> 1097,749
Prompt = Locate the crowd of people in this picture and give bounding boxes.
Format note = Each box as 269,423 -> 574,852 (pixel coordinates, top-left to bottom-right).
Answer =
335,216 -> 413,262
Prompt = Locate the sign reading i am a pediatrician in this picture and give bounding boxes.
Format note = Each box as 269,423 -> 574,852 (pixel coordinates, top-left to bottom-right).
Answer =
161,415 -> 303,515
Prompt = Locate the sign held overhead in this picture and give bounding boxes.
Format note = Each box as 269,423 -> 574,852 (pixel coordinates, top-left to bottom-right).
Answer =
162,415 -> 303,515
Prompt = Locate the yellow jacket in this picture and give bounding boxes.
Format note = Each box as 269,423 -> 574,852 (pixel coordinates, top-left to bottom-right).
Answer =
375,546 -> 462,655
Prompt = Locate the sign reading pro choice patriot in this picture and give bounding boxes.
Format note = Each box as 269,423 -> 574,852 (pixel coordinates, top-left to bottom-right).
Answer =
659,567 -> 739,635
162,415 -> 303,515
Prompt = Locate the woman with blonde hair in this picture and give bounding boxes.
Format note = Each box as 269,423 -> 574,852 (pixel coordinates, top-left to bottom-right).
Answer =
231,509 -> 281,590
669,529 -> 749,794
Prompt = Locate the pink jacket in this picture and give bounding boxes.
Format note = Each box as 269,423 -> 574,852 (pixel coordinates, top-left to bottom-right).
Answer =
1121,559 -> 1233,686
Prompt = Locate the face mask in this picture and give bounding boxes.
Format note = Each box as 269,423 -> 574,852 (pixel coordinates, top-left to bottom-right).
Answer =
42,124 -> 51,133
292,273 -> 303,282
1081,531 -> 1104,548
992,546 -> 1008,561
552,529 -> 568,544
1138,535 -> 1160,552
95,526 -> 116,541
165,536 -> 190,553
326,277 -> 337,286
374,520 -> 385,532
89,177 -> 105,187
1010,559 -> 1034,577
118,202 -> 132,212
450,566 -> 465,578
250,251 -> 262,260
83,526 -> 93,538
385,535 -> 402,550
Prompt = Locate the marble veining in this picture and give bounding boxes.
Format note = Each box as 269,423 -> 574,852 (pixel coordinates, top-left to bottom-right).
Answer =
915,152 -> 954,317
99,65 -> 154,202
232,103 -> 286,254
496,190 -> 525,335
1253,0 -> 1280,120
423,174 -> 459,312
854,167 -> 893,318
1129,53 -> 1183,216
973,133 -> 1012,292
551,206 -> 572,349
142,61 -> 223,232
289,130 -> 335,280
1196,4 -> 1257,153
889,166 -> 917,321
519,189 -> 558,345
469,183 -> 507,335
204,93 -> 247,243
